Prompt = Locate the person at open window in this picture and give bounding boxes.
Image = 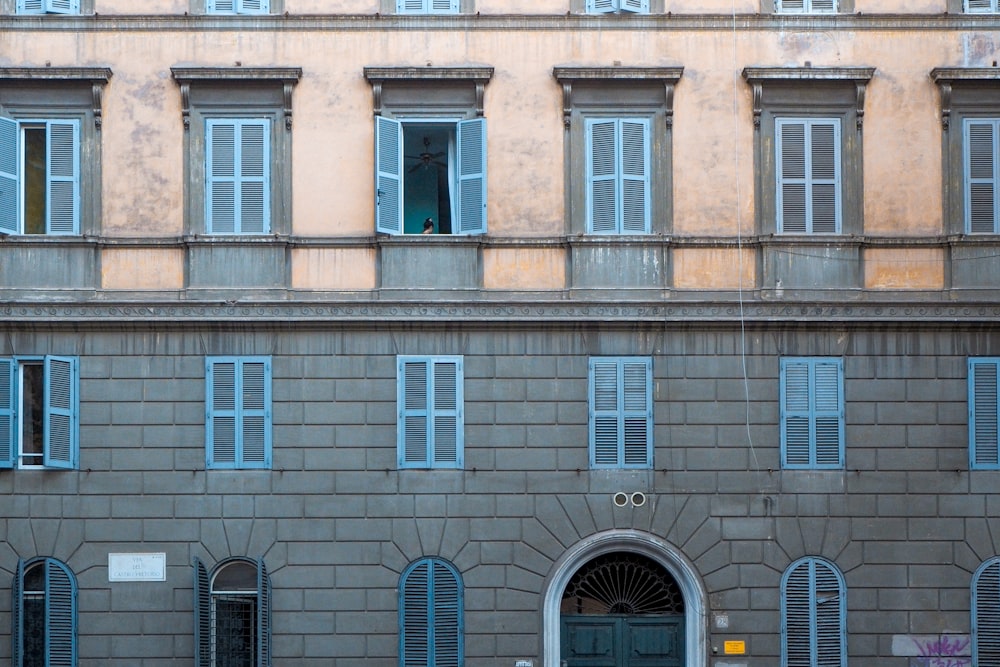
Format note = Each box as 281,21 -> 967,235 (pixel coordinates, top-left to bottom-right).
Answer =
422,218 -> 435,234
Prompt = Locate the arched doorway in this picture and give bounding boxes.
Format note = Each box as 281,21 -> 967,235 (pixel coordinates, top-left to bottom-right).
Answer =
541,530 -> 708,667
561,553 -> 684,667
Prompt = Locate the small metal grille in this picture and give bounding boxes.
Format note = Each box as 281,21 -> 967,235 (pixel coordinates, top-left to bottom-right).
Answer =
561,553 -> 684,615
212,594 -> 257,667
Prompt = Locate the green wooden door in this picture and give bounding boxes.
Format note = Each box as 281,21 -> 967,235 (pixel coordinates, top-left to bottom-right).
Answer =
561,615 -> 683,667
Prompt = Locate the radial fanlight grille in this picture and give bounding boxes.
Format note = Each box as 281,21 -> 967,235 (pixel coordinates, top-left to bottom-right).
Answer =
560,553 -> 684,615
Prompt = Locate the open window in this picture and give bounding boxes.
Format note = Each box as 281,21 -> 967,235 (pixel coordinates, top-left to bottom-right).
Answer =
366,67 -> 492,237
195,557 -> 271,667
0,356 -> 79,470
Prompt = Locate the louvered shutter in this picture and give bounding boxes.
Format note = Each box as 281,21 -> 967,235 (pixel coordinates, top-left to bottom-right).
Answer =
400,358 -> 430,467
620,0 -> 649,13
781,360 -> 812,467
431,359 -> 463,467
46,559 -> 76,667
431,0 -> 459,12
206,358 -> 237,468
257,558 -> 271,667
587,119 -> 618,233
776,0 -> 807,10
456,118 -> 487,235
782,358 -> 844,469
813,561 -> 845,667
240,0 -> 270,12
208,0 -> 237,11
620,119 -> 651,234
46,0 -> 79,13
46,120 -> 80,235
402,560 -> 431,667
207,120 -> 237,233
782,560 -> 812,667
0,358 -> 14,468
809,120 -> 841,233
431,561 -> 462,667
376,116 -> 403,234
193,558 -> 211,667
398,0 -> 426,11
12,559 -> 23,667
239,120 -> 270,234
588,0 -> 617,13
812,359 -> 844,466
44,356 -> 78,470
240,359 -> 272,468
974,559 -> 1000,666
966,0 -> 996,11
621,359 -> 652,467
970,359 -> 1000,469
0,116 -> 19,234
965,120 -> 999,234
810,0 -> 837,11
782,559 -> 845,667
777,120 -> 807,233
590,359 -> 621,466
17,0 -> 45,13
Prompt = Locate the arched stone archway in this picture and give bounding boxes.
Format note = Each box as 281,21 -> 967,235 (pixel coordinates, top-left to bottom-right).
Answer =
541,530 -> 709,667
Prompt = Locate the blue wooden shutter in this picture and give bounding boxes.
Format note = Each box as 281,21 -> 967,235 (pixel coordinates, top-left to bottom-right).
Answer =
587,119 -> 618,233
965,119 -> 999,234
431,358 -> 463,467
46,559 -> 77,667
813,560 -> 845,666
208,0 -> 237,11
809,120 -> 841,233
776,0 -> 806,10
0,358 -> 14,469
398,357 -> 463,469
46,120 -> 80,235
206,358 -> 237,467
782,558 -> 846,667
257,558 -> 271,667
17,0 -> 45,13
590,358 -> 621,467
621,358 -> 652,467
240,359 -> 272,468
398,0 -> 426,12
431,0 -> 459,12
0,116 -> 19,235
620,0 -> 649,13
456,118 -> 487,235
966,0 -> 996,11
207,119 -> 269,234
46,0 -> 80,12
400,559 -> 463,667
974,558 -> 1000,666
239,119 -> 270,234
206,357 -> 271,469
811,0 -> 837,10
777,120 -> 807,233
399,358 -> 430,467
777,118 -> 841,234
44,355 -> 78,470
207,120 -> 237,233
970,359 -> 1000,469
620,119 -> 651,234
401,560 -> 431,667
587,0 -> 617,13
781,358 -> 844,469
12,559 -> 23,667
782,560 -> 812,667
431,561 -> 462,667
590,358 -> 652,468
194,558 -> 211,667
376,116 -> 403,234
240,0 -> 270,12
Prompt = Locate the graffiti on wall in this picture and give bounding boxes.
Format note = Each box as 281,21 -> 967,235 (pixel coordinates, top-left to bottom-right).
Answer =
892,634 -> 970,667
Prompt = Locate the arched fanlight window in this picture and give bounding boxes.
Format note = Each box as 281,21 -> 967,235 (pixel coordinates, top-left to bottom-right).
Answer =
12,558 -> 77,667
194,557 -> 271,667
560,552 -> 684,615
399,557 -> 464,667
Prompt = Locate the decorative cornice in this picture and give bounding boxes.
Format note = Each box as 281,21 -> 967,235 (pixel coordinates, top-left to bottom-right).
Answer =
929,67 -> 1000,131
170,66 -> 302,130
742,66 -> 875,129
553,66 -> 683,129
0,67 -> 113,129
363,66 -> 494,117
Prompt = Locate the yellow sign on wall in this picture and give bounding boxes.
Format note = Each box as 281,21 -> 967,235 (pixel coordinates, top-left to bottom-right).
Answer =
724,641 -> 746,655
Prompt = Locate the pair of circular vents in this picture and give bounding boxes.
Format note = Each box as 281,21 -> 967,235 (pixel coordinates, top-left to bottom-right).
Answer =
612,491 -> 646,507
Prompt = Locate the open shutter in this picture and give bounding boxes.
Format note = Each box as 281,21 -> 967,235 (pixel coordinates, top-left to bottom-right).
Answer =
239,0 -> 270,12
0,358 -> 14,468
206,358 -> 238,468
431,561 -> 462,667
44,356 -> 78,470
587,119 -> 619,233
46,120 -> 80,235
0,116 -> 19,234
621,359 -> 652,467
431,358 -> 463,468
970,359 -> 1000,469
46,559 -> 76,667
588,0 -> 617,13
376,116 -> 403,234
813,561 -> 846,667
400,358 -> 430,467
240,359 -> 272,468
782,560 -> 812,667
590,359 -> 621,467
239,120 -> 270,234
809,120 -> 841,233
966,120 -> 999,234
194,558 -> 211,667
12,559 -> 24,667
46,0 -> 80,13
620,119 -> 651,234
781,359 -> 812,467
401,560 -> 431,667
812,359 -> 844,467
17,0 -> 45,13
974,559 -> 1000,666
257,558 -> 271,667
456,118 -> 487,235
620,0 -> 649,13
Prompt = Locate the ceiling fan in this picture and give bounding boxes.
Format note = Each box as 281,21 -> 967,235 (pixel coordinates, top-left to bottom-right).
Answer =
405,136 -> 447,173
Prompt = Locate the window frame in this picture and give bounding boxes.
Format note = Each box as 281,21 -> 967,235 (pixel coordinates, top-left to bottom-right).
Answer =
779,357 -> 845,470
775,117 -> 843,234
973,557 -> 1000,666
194,557 -> 271,667
205,356 -> 273,470
399,557 -> 464,667
770,0 -> 842,12
13,557 -> 78,667
553,67 -> 681,237
588,356 -> 653,469
969,358 -> 1000,470
583,0 -> 650,14
171,67 -> 300,237
365,67 -> 493,238
584,116 -> 653,234
204,117 -> 272,235
0,67 -> 110,237
11,0 -> 89,14
396,355 -> 465,470
780,557 -> 847,667
963,118 -> 1000,234
743,67 -> 872,238
190,0 -> 283,13
0,355 -> 80,471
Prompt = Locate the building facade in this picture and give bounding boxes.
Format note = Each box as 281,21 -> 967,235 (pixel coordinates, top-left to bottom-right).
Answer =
0,1 -> 999,665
